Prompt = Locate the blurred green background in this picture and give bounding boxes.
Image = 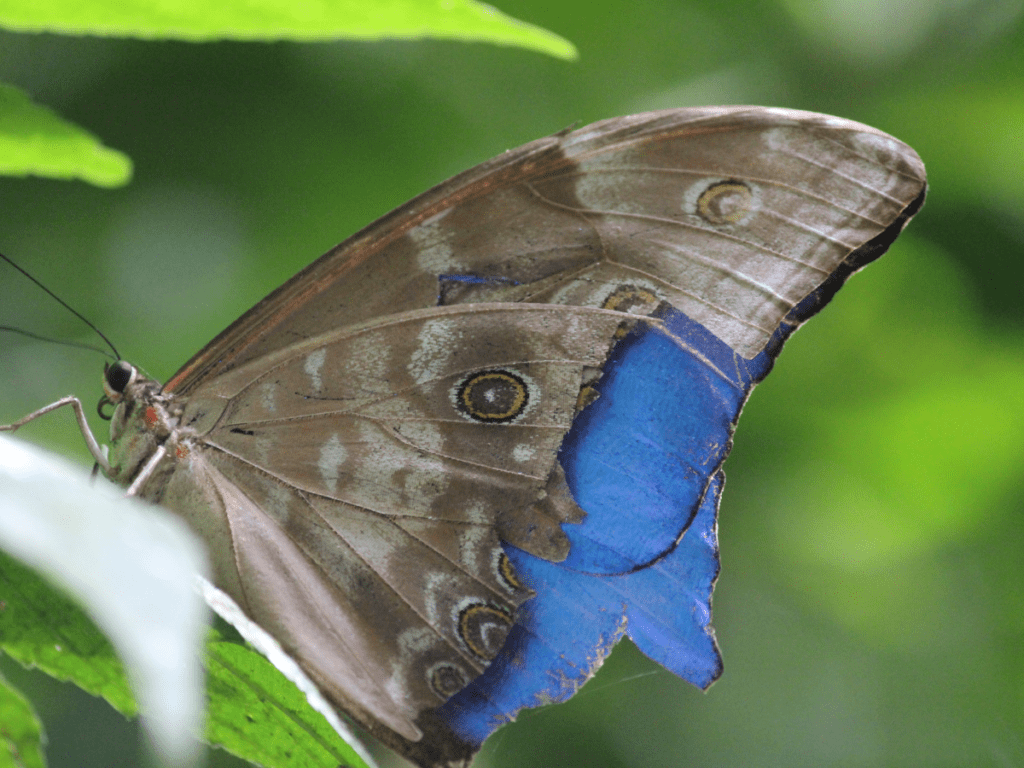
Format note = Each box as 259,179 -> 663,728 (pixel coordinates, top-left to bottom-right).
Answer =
1,0 -> 1022,766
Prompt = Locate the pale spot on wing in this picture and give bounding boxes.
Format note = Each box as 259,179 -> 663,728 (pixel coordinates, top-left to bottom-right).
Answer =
761,125 -> 907,199
318,433 -> 346,495
761,126 -> 798,153
387,625 -> 437,705
304,348 -> 327,395
574,169 -> 646,215
463,500 -> 488,525
267,481 -> 294,519
259,381 -> 277,414
409,207 -> 462,274
512,443 -> 536,463
843,131 -> 909,190
345,328 -> 391,394
408,318 -> 460,384
458,524 -> 489,576
421,570 -> 450,629
253,435 -> 272,466
402,453 -> 450,505
356,419 -> 396,495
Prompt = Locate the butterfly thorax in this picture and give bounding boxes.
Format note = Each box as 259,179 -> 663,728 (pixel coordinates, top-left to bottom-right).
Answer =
103,361 -> 187,497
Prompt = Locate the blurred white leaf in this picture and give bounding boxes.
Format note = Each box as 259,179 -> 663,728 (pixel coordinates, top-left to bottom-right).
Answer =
0,435 -> 209,766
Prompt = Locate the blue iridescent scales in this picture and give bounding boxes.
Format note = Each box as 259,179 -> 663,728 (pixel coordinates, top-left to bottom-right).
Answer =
440,253 -> 900,744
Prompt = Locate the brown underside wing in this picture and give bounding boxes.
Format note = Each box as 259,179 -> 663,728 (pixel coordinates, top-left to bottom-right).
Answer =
99,107 -> 926,767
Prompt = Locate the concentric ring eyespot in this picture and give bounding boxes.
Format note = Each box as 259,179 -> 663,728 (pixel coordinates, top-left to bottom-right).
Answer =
427,661 -> 471,700
454,369 -> 530,423
457,600 -> 513,661
696,180 -> 755,225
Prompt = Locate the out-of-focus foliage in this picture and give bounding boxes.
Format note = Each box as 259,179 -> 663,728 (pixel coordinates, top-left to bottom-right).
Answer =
0,435 -> 213,766
0,0 -> 1021,766
0,83 -> 131,185
0,0 -> 575,56
0,666 -> 46,768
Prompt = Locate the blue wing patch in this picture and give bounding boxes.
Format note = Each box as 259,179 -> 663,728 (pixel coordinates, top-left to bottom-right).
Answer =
438,224 -> 915,746
438,306 -> 782,744
558,307 -> 769,575
439,469 -> 724,744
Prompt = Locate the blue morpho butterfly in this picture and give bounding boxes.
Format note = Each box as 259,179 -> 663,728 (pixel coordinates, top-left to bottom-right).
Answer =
3,108 -> 925,767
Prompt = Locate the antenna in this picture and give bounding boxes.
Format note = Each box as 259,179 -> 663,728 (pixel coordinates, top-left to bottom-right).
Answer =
0,252 -> 120,361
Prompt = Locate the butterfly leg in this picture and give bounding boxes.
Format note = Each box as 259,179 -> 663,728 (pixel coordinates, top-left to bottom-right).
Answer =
0,396 -> 111,473
124,444 -> 167,497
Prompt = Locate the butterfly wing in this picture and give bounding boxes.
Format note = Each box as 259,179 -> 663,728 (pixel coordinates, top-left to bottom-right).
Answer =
442,246 -> 921,742
143,107 -> 925,767
164,106 -> 925,394
444,141 -> 925,743
158,303 -> 640,761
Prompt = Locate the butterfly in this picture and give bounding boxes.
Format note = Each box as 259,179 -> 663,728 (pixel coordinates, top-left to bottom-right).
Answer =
5,107 -> 925,767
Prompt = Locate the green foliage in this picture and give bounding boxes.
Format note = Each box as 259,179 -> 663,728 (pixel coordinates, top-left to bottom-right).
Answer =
0,84 -> 131,186
205,640 -> 370,768
0,671 -> 46,768
0,550 -> 373,768
0,0 -> 574,188
0,551 -> 136,718
0,0 -> 575,60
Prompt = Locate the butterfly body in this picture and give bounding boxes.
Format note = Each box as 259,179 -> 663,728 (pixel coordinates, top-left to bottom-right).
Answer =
90,107 -> 924,767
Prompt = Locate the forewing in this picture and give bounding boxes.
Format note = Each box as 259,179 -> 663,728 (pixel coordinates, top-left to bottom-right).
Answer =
165,106 -> 925,394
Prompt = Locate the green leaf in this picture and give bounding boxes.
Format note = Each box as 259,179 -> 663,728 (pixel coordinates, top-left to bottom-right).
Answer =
201,580 -> 376,768
0,84 -> 132,187
0,671 -> 47,768
0,0 -> 577,59
0,550 -> 136,716
0,435 -> 208,765
206,641 -> 373,768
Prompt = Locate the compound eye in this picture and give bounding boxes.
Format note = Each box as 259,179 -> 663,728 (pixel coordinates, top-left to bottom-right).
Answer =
105,361 -> 135,394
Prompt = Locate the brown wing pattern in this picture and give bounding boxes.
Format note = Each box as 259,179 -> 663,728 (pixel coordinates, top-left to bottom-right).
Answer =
143,108 -> 925,767
165,304 -> 631,745
165,106 -> 924,393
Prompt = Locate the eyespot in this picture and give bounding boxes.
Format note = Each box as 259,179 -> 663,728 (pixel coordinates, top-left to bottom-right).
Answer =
454,369 -> 530,423
427,661 -> 470,699
600,284 -> 662,339
497,551 -> 526,593
457,600 -> 513,661
695,180 -> 755,225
